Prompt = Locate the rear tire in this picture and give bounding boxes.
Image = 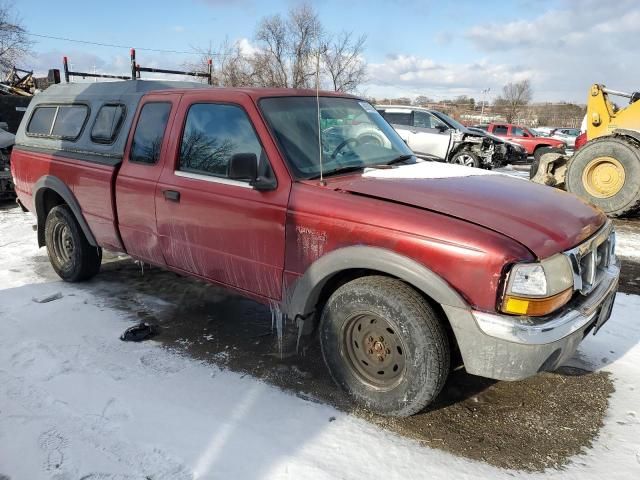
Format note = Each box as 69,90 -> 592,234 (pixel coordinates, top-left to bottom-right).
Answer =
45,205 -> 102,282
320,276 -> 450,417
566,136 -> 640,217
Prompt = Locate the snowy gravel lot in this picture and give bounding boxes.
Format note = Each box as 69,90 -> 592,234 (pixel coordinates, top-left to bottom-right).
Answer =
1,201 -> 640,479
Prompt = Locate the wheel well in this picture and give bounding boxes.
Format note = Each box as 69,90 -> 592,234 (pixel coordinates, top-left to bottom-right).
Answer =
311,268 -> 461,365
534,144 -> 551,152
36,188 -> 67,246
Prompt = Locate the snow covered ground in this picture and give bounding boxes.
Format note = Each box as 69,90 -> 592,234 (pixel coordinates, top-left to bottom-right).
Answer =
1,204 -> 640,479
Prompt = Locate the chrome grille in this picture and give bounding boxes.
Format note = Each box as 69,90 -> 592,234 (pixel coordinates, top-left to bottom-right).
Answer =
564,222 -> 616,295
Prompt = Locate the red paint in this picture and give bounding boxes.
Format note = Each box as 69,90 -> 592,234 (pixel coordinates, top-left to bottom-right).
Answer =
485,123 -> 566,154
574,132 -> 588,151
12,88 -> 605,313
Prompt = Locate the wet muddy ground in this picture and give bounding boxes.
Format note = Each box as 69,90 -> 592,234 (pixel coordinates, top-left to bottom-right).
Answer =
5,199 -> 640,471
85,257 -> 621,471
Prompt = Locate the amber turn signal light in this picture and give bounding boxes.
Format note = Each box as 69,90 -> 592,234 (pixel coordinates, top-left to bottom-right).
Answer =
501,288 -> 573,317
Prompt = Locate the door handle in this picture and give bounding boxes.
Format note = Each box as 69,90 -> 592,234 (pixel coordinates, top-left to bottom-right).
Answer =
163,190 -> 180,202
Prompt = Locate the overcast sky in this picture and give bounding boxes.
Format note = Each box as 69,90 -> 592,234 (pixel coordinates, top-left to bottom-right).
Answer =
18,0 -> 638,103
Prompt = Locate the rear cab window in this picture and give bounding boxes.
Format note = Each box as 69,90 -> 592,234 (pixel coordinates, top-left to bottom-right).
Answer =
27,104 -> 89,140
130,102 -> 172,164
177,103 -> 272,181
91,104 -> 126,144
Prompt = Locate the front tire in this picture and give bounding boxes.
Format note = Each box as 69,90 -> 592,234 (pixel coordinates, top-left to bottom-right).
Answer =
320,276 -> 450,416
566,136 -> 640,217
45,205 -> 102,282
450,149 -> 480,168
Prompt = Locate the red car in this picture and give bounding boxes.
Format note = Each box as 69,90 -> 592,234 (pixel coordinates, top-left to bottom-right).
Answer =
482,123 -> 566,156
11,81 -> 619,416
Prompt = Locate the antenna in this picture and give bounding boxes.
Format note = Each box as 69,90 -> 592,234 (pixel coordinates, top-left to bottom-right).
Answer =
315,43 -> 326,186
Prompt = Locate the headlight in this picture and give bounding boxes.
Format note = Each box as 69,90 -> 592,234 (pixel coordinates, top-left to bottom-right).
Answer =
501,254 -> 574,316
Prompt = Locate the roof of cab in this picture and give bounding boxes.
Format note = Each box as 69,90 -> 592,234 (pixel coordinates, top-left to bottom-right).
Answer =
39,79 -> 207,98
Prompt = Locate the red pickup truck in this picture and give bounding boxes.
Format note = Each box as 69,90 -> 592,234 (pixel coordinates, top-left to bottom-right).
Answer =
481,123 -> 566,156
12,81 -> 619,416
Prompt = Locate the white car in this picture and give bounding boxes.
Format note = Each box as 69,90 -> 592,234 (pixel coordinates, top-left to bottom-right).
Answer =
533,126 -> 556,136
375,105 -> 505,168
550,128 -> 580,148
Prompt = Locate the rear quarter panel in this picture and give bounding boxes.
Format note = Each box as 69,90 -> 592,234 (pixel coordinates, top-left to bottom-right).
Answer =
11,147 -> 122,251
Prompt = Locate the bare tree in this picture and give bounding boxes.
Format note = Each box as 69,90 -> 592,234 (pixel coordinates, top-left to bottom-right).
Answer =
495,80 -> 533,123
252,3 -> 321,88
413,95 -> 433,106
193,2 -> 367,92
0,4 -> 32,74
288,3 -> 321,89
187,38 -> 254,87
322,31 -> 366,92
253,14 -> 289,87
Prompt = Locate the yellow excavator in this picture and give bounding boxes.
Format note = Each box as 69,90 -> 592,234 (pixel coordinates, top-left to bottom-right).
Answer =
531,84 -> 640,217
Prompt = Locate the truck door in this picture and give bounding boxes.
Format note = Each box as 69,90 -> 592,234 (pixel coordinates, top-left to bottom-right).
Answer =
409,110 -> 450,159
116,94 -> 180,265
155,91 -> 290,300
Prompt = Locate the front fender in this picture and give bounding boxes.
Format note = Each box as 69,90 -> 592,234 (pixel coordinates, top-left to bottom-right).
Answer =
284,245 -> 467,324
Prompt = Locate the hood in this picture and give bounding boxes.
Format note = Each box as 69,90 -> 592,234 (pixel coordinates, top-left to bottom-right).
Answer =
317,162 -> 606,259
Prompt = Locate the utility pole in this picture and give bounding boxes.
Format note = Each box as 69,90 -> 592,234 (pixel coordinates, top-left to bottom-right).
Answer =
481,87 -> 490,121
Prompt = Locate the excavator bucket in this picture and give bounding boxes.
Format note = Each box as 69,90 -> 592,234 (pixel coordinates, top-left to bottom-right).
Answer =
530,152 -> 569,189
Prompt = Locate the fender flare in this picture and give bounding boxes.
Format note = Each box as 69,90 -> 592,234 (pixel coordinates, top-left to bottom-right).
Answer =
612,128 -> 640,144
33,175 -> 97,247
284,245 -> 467,326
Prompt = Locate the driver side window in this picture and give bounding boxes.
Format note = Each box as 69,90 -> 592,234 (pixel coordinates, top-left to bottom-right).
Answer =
413,111 -> 432,128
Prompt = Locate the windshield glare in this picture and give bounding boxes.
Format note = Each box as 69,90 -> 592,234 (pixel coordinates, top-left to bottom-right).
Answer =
260,97 -> 413,179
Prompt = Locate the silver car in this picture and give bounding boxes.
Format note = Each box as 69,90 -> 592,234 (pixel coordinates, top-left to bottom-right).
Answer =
375,105 -> 503,168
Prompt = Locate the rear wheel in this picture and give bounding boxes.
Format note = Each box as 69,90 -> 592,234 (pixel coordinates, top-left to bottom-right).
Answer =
450,150 -> 480,168
45,205 -> 102,282
566,136 -> 640,217
320,276 -> 450,416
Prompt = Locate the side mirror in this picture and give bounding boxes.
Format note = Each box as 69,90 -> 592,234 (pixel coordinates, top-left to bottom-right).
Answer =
228,153 -> 276,191
435,124 -> 448,133
229,153 -> 258,181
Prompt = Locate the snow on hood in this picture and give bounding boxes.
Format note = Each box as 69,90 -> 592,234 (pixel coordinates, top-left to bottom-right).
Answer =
363,161 -> 499,179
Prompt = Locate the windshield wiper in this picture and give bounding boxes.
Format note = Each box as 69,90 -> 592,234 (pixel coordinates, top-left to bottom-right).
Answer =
308,165 -> 365,180
385,154 -> 414,166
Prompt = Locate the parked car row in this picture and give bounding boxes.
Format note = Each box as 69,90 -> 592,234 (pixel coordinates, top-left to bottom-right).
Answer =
473,123 -> 567,156
374,105 -> 576,170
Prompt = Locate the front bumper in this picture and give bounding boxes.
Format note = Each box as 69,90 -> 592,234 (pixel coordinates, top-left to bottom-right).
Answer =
443,261 -> 620,381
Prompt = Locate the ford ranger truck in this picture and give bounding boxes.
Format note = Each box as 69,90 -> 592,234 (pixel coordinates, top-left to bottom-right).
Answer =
11,81 -> 619,417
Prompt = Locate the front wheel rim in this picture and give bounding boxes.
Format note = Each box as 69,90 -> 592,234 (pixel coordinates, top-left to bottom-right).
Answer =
582,156 -> 626,198
342,313 -> 407,390
454,154 -> 475,167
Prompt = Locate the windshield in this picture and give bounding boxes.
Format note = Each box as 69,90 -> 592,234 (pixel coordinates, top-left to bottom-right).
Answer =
430,110 -> 469,133
260,96 -> 413,179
